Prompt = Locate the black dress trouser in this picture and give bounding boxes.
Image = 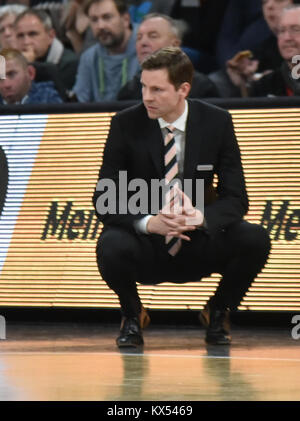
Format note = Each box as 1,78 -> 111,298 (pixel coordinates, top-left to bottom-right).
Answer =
96,220 -> 271,317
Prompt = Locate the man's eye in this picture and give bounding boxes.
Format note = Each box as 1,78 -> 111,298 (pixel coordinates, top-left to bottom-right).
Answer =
103,14 -> 113,21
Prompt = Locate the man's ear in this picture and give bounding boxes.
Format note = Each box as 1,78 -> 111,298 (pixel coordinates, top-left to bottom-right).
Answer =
179,81 -> 191,98
48,28 -> 56,41
172,37 -> 181,48
122,12 -> 131,29
27,64 -> 36,81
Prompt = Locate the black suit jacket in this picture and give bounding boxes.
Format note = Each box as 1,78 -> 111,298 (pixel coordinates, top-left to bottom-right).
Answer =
0,145 -> 8,218
93,99 -> 248,238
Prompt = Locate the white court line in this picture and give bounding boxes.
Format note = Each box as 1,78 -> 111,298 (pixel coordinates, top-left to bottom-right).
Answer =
0,351 -> 300,363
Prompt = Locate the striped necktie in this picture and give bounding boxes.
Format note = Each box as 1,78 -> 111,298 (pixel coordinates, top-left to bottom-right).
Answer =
164,125 -> 182,256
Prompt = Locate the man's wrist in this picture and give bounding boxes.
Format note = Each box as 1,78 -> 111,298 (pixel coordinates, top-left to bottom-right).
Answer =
134,215 -> 153,234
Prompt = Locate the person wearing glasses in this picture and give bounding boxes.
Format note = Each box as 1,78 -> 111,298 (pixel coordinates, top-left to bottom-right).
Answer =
250,5 -> 300,96
209,1 -> 300,97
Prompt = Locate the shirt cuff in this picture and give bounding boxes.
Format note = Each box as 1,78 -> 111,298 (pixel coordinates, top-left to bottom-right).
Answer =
134,215 -> 153,234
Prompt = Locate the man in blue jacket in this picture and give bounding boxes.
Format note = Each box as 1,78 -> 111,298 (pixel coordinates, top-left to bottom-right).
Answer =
73,0 -> 140,102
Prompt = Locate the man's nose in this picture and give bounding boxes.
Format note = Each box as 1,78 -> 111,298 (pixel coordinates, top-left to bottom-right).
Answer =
95,18 -> 107,31
19,34 -> 32,44
138,34 -> 151,46
282,30 -> 293,41
0,79 -> 12,89
3,27 -> 12,36
142,88 -> 153,101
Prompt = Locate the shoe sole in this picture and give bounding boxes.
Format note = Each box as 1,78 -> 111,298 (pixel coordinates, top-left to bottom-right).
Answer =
116,335 -> 144,348
117,341 -> 144,348
205,337 -> 231,345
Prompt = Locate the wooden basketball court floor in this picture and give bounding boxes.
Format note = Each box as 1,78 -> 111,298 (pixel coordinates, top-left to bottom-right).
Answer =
0,318 -> 299,402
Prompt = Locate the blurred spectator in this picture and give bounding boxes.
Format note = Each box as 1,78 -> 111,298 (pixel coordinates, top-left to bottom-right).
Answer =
73,0 -> 140,102
61,0 -> 96,53
0,48 -> 63,104
252,0 -> 300,72
60,0 -> 176,54
15,9 -> 78,92
0,6 -> 67,99
0,4 -> 27,49
215,0 -> 272,68
209,0 -> 298,97
34,2 -> 66,44
250,5 -> 300,96
117,13 -> 219,100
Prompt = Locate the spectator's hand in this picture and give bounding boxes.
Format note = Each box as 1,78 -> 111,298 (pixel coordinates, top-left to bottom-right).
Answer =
226,50 -> 259,88
21,46 -> 37,63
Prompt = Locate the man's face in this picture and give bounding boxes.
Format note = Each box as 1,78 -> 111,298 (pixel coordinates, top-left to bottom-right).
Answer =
0,58 -> 33,104
141,68 -> 189,122
277,9 -> 300,62
136,17 -> 180,64
0,13 -> 18,49
88,0 -> 130,49
262,0 -> 292,33
15,15 -> 54,59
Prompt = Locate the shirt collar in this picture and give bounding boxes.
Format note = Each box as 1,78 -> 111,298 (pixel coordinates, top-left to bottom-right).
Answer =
158,100 -> 188,132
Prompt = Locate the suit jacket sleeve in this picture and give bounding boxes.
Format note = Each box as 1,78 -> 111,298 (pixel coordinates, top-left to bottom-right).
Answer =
92,113 -> 145,231
203,111 -> 249,236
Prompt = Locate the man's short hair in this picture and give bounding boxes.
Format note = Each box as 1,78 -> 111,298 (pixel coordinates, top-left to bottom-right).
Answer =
141,46 -> 194,89
14,8 -> 53,31
83,0 -> 128,16
0,4 -> 28,23
0,48 -> 29,68
141,13 -> 187,43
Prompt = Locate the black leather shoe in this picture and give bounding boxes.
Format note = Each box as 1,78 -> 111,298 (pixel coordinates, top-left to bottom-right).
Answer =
116,317 -> 144,348
199,304 -> 231,345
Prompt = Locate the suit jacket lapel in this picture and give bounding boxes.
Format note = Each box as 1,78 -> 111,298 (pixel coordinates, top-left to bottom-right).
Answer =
143,116 -> 165,178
